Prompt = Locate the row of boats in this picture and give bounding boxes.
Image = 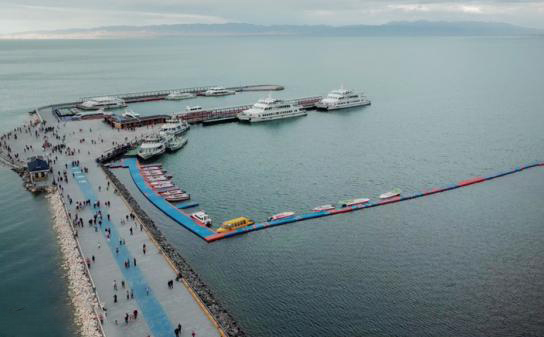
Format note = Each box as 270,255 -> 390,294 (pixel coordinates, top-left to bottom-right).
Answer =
78,87 -> 370,125
140,164 -> 191,203
78,87 -> 236,110
137,118 -> 190,160
179,87 -> 370,123
191,188 -> 402,235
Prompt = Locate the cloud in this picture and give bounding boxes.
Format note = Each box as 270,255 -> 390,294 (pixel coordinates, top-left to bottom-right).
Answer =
0,0 -> 543,33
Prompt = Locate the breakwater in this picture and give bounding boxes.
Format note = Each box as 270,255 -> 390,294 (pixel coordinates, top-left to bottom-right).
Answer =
47,190 -> 104,337
102,166 -> 245,337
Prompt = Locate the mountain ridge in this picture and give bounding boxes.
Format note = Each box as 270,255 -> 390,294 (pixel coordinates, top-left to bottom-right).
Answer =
2,21 -> 542,39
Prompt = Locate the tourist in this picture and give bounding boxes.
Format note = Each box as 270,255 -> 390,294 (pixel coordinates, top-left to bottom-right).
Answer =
124,313 -> 129,324
113,294 -> 117,303
113,280 -> 117,291
133,309 -> 138,319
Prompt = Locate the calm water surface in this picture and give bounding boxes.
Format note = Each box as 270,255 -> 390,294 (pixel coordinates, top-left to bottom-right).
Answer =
1,36 -> 543,336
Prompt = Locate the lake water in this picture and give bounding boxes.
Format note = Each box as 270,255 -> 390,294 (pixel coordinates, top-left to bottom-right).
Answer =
1,36 -> 543,336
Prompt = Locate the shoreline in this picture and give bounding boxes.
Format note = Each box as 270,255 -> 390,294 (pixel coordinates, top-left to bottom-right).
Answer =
47,190 -> 104,337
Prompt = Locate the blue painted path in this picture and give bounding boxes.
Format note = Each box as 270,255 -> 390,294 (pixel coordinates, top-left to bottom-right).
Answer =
71,167 -> 175,337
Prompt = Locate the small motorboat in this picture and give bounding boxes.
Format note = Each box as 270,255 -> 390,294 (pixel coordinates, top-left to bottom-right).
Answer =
141,163 -> 162,168
312,204 -> 335,212
191,211 -> 212,226
151,182 -> 174,189
268,211 -> 295,222
142,169 -> 164,175
159,190 -> 185,197
339,198 -> 370,207
379,188 -> 402,199
145,176 -> 168,182
165,193 -> 191,202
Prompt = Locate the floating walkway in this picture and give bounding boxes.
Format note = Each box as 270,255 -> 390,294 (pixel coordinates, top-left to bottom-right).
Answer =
126,158 -> 216,238
126,158 -> 543,243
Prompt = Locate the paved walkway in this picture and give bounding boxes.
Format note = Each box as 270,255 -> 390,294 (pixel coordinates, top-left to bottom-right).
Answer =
1,109 -> 221,337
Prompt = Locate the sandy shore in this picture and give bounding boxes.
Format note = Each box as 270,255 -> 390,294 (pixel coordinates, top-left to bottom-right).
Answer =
47,190 -> 103,337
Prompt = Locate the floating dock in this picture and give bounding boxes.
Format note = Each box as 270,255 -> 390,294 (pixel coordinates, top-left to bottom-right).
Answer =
126,157 -> 543,243
126,158 -> 216,238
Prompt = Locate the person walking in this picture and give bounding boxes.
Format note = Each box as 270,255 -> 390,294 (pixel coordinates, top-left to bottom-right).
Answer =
113,294 -> 117,303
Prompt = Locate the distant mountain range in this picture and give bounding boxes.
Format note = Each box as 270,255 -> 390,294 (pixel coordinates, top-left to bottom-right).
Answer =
3,21 -> 542,39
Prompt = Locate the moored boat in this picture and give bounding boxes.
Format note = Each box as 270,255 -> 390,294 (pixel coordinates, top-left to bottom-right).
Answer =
164,92 -> 195,100
191,211 -> 212,226
315,87 -> 371,111
339,198 -> 370,207
217,217 -> 254,233
312,204 -> 335,212
379,188 -> 402,199
203,87 -> 235,96
165,193 -> 190,202
268,211 -> 295,222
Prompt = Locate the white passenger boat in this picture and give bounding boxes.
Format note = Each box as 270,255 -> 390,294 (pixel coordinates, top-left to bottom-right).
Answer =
191,211 -> 212,226
379,188 -> 402,199
165,136 -> 188,152
268,211 -> 296,222
203,87 -> 235,96
237,96 -> 306,123
315,87 -> 370,111
339,198 -> 370,207
137,136 -> 166,160
164,92 -> 195,100
78,96 -> 126,110
122,109 -> 140,119
312,204 -> 335,212
159,119 -> 189,138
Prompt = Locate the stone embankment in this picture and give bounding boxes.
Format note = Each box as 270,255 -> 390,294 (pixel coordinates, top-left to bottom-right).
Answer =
102,166 -> 246,337
47,190 -> 104,337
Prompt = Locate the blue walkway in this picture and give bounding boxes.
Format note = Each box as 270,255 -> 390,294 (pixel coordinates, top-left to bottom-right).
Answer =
71,167 -> 175,337
125,158 -> 215,239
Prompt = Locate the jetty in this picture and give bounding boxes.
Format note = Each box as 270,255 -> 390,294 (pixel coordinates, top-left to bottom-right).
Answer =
0,105 -> 241,336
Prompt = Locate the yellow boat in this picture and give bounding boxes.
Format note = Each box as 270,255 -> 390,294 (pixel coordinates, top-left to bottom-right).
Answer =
217,217 -> 254,233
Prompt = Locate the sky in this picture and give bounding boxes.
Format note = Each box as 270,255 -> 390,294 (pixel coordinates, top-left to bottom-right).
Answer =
1,0 -> 543,34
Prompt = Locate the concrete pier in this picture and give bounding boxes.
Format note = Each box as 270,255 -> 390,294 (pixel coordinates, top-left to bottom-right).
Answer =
0,107 -> 227,337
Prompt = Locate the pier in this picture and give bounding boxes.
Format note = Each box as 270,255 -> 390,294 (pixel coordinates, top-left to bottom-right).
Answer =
179,96 -> 322,124
0,110 -> 238,336
80,84 -> 284,104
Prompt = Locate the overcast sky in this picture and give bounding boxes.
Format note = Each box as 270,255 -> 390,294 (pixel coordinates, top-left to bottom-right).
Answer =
1,0 -> 543,33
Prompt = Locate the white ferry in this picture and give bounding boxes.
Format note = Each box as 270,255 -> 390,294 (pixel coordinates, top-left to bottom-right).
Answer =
164,92 -> 195,100
137,136 -> 166,160
237,96 -> 306,123
315,87 -> 370,111
78,96 -> 127,110
122,109 -> 140,119
204,87 -> 235,96
159,119 -> 189,138
164,135 -> 188,152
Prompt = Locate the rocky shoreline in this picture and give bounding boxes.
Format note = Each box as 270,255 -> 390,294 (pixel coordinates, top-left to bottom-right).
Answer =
102,166 -> 246,337
47,190 -> 104,337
